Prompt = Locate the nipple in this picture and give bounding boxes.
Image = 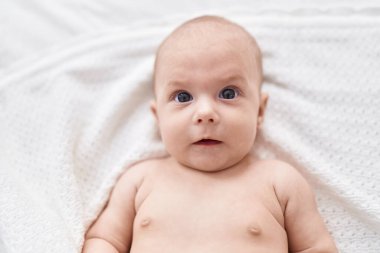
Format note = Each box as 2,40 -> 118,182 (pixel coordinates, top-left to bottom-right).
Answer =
247,224 -> 261,236
140,218 -> 151,227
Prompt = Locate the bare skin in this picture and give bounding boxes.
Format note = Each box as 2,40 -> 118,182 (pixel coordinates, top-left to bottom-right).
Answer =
82,16 -> 338,253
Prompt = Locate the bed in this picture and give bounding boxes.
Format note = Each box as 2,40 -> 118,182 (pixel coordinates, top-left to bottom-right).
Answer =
1,0 -> 379,252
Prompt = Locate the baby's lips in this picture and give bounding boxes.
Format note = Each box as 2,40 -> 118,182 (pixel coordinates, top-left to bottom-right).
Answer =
194,139 -> 222,145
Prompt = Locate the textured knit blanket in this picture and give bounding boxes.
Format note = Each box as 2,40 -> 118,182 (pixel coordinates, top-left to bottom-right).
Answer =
1,4 -> 380,253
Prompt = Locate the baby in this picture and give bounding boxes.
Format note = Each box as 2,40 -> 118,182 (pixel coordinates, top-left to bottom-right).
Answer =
82,16 -> 338,253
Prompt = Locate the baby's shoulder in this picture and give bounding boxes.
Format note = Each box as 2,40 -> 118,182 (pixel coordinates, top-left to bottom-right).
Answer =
252,159 -> 310,192
257,159 -> 313,205
117,157 -> 167,188
252,159 -> 301,179
275,160 -> 309,188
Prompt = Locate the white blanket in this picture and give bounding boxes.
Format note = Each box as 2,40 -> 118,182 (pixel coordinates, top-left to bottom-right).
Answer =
1,2 -> 380,253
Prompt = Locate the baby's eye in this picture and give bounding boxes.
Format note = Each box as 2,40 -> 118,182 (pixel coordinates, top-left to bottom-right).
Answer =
219,87 -> 238,99
175,91 -> 193,103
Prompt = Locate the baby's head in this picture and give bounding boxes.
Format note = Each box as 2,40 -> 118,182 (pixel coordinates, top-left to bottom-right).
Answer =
151,15 -> 268,172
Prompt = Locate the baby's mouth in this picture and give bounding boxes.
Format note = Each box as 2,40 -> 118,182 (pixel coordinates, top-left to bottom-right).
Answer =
194,139 -> 222,145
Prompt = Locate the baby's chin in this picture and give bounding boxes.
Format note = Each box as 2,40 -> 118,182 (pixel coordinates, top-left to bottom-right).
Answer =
177,153 -> 251,173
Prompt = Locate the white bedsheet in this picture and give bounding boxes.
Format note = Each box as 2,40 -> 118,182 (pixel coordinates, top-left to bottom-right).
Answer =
1,1 -> 380,252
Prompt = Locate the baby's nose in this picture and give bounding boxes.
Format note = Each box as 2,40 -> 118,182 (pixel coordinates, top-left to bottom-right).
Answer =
196,115 -> 215,124
193,99 -> 219,124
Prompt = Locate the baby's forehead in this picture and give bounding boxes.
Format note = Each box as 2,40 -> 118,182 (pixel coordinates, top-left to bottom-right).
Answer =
153,16 -> 263,91
161,19 -> 254,51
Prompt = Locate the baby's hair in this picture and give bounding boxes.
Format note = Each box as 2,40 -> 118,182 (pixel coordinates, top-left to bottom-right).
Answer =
153,15 -> 263,91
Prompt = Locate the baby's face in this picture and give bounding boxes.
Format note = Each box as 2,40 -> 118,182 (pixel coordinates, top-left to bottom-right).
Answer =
152,29 -> 267,172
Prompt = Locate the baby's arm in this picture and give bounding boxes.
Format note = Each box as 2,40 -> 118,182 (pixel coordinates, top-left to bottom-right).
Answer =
82,166 -> 142,253
274,162 -> 338,253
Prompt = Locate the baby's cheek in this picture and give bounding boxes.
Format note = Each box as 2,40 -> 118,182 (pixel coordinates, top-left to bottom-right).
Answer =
160,120 -> 185,148
232,119 -> 257,145
234,113 -> 256,131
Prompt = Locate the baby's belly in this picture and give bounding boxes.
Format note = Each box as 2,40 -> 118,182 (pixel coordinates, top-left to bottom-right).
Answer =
131,238 -> 286,253
131,231 -> 287,253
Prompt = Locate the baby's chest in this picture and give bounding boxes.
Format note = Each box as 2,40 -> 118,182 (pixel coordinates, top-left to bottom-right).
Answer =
133,180 -> 284,239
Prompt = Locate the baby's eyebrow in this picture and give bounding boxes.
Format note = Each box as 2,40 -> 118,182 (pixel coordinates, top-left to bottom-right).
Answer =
164,75 -> 247,89
166,80 -> 188,88
218,75 -> 246,84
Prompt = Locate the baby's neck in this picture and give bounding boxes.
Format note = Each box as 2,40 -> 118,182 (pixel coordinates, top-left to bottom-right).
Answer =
169,154 -> 255,176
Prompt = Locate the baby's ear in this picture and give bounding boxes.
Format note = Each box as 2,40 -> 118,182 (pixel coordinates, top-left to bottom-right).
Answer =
257,92 -> 268,128
150,100 -> 162,140
150,100 -> 159,124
